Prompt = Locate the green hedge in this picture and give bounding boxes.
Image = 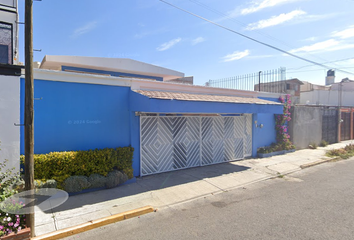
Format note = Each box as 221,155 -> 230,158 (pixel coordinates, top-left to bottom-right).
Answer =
20,147 -> 134,187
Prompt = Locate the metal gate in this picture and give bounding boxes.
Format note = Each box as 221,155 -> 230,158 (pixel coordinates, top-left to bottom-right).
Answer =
340,111 -> 351,141
140,115 -> 252,176
322,108 -> 338,144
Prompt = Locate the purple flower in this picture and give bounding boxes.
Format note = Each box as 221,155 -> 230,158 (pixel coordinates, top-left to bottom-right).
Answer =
14,223 -> 19,228
0,225 -> 3,230
8,222 -> 13,227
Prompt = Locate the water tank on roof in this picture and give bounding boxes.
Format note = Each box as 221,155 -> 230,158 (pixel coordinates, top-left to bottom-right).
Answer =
327,69 -> 335,77
325,69 -> 335,85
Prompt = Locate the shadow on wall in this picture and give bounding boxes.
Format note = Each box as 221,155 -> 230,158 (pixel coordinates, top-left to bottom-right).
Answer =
47,162 -> 249,213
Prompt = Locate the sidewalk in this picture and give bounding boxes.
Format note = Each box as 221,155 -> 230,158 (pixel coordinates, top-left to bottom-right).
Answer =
35,140 -> 353,236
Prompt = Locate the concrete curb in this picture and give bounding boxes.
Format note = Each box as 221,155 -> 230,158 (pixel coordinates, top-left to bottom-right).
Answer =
300,157 -> 338,169
31,206 -> 154,240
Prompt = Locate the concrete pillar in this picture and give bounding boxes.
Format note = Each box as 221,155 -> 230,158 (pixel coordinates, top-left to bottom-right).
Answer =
0,74 -> 20,172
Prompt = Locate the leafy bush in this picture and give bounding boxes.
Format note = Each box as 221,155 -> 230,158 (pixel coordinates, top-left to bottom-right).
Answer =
326,144 -> 354,159
320,140 -> 329,147
20,147 -> 134,188
34,179 -> 57,189
257,142 -> 295,154
0,159 -> 21,202
0,151 -> 26,236
344,144 -> 354,152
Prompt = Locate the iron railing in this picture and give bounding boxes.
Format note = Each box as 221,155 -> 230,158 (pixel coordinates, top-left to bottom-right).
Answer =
207,67 -> 286,92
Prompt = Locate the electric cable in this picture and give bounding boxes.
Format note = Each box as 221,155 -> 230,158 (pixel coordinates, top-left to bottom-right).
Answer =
187,0 -> 338,66
159,0 -> 354,76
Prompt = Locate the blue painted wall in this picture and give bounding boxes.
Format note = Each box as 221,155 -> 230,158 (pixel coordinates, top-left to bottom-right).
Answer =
252,113 -> 277,157
19,79 -> 283,177
20,79 -> 131,155
61,66 -> 163,82
251,96 -> 281,156
129,112 -> 141,177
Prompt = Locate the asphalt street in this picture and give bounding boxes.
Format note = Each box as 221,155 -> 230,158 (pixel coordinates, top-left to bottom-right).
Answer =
64,158 -> 354,240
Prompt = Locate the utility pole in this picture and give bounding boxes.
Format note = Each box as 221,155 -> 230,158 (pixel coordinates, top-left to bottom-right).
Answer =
24,0 -> 35,237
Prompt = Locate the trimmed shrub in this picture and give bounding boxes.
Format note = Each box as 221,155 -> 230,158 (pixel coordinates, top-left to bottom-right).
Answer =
20,147 -> 134,188
105,170 -> 128,189
34,179 -> 57,189
88,174 -> 107,189
64,176 -> 91,193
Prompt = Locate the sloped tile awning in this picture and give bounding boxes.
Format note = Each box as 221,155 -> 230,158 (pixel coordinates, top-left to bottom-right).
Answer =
130,90 -> 283,114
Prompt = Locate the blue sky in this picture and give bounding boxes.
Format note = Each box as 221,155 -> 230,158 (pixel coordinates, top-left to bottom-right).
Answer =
18,0 -> 354,86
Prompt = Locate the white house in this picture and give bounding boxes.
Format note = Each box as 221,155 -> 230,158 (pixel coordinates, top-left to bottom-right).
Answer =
0,0 -> 21,172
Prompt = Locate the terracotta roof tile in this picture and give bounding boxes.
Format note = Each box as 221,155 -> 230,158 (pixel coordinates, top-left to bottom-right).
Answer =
134,90 -> 280,105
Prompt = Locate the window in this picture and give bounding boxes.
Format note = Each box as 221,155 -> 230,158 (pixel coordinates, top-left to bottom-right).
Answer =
286,83 -> 291,90
0,44 -> 8,64
0,22 -> 13,64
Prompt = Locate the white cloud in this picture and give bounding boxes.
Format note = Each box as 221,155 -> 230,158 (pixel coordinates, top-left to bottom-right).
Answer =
332,25 -> 354,39
292,12 -> 340,25
222,50 -> 250,62
303,36 -> 317,42
289,39 -> 354,54
192,37 -> 205,45
241,0 -> 301,15
246,10 -> 306,30
247,54 -> 276,59
71,21 -> 97,38
156,38 -> 182,51
290,39 -> 339,53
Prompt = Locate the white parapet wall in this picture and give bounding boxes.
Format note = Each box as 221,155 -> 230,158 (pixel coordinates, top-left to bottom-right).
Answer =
300,90 -> 354,107
0,75 -> 20,172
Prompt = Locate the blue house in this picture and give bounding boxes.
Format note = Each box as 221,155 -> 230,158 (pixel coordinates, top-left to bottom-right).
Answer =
19,55 -> 283,177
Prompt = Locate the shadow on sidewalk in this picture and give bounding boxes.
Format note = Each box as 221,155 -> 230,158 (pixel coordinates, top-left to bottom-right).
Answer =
47,162 -> 249,213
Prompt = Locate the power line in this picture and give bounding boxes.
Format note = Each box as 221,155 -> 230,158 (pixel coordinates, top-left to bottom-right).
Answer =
288,57 -> 354,70
187,0 -> 338,66
159,0 -> 354,76
287,68 -> 353,74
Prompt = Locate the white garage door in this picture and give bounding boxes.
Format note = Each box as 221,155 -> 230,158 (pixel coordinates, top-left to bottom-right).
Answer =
140,115 -> 252,176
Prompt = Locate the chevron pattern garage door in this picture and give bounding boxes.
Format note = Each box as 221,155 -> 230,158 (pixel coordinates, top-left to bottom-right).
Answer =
140,115 -> 252,176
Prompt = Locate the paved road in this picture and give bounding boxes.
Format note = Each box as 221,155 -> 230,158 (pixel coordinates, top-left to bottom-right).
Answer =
65,158 -> 354,240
